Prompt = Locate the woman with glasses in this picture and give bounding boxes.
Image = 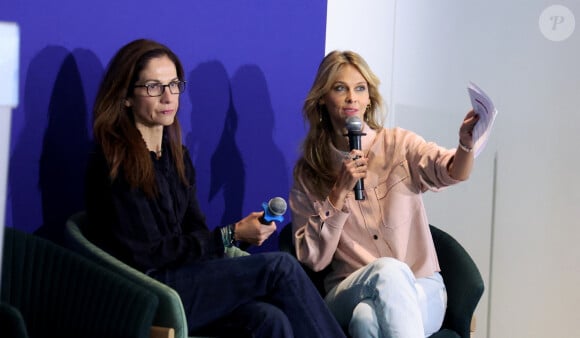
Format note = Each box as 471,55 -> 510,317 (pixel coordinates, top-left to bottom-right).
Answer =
85,39 -> 345,338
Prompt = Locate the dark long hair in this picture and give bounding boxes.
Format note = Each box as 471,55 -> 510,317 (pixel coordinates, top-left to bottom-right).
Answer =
93,39 -> 187,197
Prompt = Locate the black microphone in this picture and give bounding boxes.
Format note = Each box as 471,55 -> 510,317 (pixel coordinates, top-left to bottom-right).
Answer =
259,197 -> 287,224
345,116 -> 366,200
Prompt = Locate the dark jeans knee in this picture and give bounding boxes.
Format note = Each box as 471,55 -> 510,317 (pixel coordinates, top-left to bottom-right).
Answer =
263,251 -> 302,276
237,301 -> 293,338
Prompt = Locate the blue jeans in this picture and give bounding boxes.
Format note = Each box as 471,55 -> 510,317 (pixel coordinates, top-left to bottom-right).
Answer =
324,257 -> 446,338
150,252 -> 345,338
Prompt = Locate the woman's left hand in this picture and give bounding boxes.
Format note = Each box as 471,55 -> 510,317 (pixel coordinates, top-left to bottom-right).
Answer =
459,109 -> 479,148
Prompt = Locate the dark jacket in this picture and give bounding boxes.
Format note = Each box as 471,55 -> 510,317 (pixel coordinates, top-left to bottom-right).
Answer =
85,141 -> 225,273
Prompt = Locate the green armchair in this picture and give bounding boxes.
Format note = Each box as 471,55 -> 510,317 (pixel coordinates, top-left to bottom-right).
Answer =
65,212 -> 190,338
278,223 -> 484,338
429,225 -> 484,338
65,211 -> 233,338
1,226 -> 159,338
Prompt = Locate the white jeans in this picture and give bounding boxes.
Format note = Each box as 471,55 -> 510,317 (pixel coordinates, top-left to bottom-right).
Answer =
324,257 -> 447,338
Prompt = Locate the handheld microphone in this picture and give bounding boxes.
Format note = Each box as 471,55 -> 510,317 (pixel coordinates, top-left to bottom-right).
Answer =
345,116 -> 366,200
259,197 -> 287,224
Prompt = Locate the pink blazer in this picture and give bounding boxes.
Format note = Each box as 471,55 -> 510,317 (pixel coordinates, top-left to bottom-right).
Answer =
290,127 -> 461,292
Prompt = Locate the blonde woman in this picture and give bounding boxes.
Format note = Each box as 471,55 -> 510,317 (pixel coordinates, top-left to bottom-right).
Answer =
290,50 -> 478,338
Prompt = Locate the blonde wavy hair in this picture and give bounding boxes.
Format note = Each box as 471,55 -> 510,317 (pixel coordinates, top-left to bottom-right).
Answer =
294,50 -> 386,198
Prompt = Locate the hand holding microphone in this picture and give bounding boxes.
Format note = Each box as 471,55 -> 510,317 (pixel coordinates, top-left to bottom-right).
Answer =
345,116 -> 366,200
234,197 -> 287,247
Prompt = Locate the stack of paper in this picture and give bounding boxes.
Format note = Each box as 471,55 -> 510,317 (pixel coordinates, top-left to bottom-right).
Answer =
467,81 -> 498,158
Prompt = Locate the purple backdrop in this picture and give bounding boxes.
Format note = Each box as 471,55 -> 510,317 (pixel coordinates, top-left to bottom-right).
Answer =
0,1 -> 327,252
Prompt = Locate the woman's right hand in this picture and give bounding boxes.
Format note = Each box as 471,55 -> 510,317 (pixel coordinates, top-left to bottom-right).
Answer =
328,149 -> 367,209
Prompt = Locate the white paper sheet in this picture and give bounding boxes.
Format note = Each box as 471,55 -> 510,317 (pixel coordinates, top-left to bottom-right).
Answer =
467,81 -> 498,158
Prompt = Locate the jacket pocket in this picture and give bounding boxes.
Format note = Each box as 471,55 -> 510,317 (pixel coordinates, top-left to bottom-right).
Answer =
374,160 -> 411,228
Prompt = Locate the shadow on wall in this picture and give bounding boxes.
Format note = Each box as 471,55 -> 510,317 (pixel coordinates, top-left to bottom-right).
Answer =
232,65 -> 289,254
186,61 -> 245,232
186,62 -> 289,253
8,46 -> 101,244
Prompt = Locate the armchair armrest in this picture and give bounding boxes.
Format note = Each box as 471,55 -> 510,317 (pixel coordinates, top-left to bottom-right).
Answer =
65,212 -> 188,338
0,302 -> 28,338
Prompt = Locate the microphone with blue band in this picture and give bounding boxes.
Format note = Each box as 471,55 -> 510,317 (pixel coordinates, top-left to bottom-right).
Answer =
259,197 -> 287,224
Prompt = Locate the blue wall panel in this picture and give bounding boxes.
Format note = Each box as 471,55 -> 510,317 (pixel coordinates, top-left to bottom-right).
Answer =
0,1 -> 327,252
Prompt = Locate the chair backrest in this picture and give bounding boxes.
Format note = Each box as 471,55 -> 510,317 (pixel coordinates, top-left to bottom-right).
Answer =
3,226 -> 158,338
430,225 -> 484,338
64,212 -> 189,338
278,223 -> 484,338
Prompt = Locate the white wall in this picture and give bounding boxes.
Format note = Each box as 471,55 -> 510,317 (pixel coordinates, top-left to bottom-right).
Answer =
325,0 -> 397,127
0,21 -> 20,284
327,1 -> 580,337
0,22 -> 19,227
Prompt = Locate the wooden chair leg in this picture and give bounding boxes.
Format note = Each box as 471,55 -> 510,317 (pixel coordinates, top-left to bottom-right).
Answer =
150,326 -> 175,338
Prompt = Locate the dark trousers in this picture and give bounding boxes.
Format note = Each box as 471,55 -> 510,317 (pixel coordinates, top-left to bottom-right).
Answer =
151,252 -> 345,338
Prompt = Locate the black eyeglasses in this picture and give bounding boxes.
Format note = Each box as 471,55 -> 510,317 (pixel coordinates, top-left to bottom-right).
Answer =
133,80 -> 186,97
